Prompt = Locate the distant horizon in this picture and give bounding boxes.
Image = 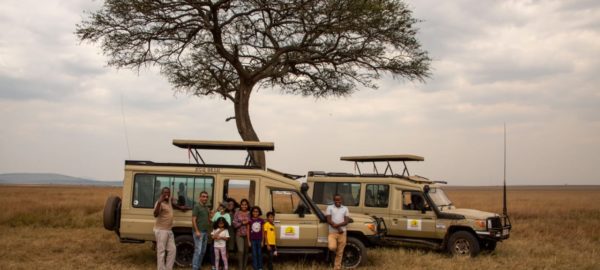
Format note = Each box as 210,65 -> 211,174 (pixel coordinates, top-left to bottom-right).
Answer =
0,172 -> 597,188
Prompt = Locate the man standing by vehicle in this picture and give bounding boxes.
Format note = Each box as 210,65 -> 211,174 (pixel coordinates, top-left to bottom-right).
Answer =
192,191 -> 212,270
326,194 -> 350,270
154,187 -> 188,270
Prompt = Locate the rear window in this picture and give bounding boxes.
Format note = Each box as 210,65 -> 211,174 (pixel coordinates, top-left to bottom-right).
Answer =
312,182 -> 360,206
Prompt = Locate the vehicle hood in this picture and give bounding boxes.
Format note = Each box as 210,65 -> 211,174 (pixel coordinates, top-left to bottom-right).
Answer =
441,208 -> 498,219
348,213 -> 375,224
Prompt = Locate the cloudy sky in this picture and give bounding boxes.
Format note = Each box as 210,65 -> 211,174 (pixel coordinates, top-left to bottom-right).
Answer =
1,0 -> 598,186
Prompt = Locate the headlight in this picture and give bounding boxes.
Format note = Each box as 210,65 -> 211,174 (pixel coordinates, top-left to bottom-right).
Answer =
475,219 -> 486,228
365,223 -> 376,232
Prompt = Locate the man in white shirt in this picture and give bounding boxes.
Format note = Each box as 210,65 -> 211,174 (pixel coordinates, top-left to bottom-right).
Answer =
325,194 -> 350,270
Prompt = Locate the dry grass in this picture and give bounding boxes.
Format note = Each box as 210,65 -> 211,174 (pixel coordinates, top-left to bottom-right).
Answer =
0,185 -> 599,269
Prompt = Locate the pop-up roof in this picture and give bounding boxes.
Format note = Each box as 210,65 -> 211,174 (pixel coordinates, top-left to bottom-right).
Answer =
340,154 -> 424,177
172,139 -> 274,167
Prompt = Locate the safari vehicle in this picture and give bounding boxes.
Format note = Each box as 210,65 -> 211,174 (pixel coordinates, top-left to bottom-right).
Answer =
103,140 -> 381,268
307,155 -> 511,256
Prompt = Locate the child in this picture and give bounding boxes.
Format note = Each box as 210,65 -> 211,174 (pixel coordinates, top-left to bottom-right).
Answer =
247,206 -> 265,270
212,217 -> 230,270
212,202 -> 232,226
264,211 -> 277,270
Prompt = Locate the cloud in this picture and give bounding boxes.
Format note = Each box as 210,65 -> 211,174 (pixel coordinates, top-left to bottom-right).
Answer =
0,0 -> 599,185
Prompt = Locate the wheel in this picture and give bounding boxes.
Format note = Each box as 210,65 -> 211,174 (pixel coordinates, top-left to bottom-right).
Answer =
174,234 -> 194,267
342,236 -> 367,268
103,196 -> 121,231
447,231 -> 480,257
481,239 -> 497,251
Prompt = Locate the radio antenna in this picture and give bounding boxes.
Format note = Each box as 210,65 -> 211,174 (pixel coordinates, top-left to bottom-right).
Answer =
503,123 -> 508,216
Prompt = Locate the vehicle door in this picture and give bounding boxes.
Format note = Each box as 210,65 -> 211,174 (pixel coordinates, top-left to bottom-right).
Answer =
388,188 -> 437,238
269,189 -> 319,247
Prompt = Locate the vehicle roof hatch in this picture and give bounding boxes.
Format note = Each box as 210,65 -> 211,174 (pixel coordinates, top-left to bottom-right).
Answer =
340,154 -> 424,177
172,139 -> 274,167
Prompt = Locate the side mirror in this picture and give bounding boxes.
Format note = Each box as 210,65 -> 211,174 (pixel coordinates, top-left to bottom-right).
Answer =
295,204 -> 306,218
424,185 -> 430,193
300,183 -> 309,194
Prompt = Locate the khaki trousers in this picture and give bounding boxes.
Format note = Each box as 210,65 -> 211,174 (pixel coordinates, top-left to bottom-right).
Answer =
328,231 -> 347,270
154,229 -> 176,270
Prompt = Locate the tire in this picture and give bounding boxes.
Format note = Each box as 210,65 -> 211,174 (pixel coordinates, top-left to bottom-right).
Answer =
342,236 -> 367,268
103,196 -> 121,231
174,234 -> 194,267
447,231 -> 480,257
481,239 -> 497,252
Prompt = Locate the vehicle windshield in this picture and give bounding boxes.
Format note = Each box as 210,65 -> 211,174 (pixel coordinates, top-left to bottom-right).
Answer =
428,188 -> 453,209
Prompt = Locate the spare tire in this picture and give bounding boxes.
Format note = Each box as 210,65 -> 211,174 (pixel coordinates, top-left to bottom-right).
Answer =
103,195 -> 121,231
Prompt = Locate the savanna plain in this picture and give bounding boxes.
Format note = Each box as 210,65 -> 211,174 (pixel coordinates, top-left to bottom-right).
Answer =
0,185 -> 599,270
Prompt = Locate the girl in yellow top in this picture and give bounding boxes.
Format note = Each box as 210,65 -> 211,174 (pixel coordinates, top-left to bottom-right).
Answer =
264,211 -> 277,270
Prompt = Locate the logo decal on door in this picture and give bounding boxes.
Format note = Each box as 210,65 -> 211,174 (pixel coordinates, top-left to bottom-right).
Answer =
280,225 -> 300,239
407,219 -> 422,231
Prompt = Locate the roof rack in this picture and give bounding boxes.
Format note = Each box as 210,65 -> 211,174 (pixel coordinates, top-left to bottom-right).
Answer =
172,139 -> 274,167
340,154 -> 424,177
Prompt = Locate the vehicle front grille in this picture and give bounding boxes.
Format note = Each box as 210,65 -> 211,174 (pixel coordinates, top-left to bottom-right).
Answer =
488,217 -> 502,230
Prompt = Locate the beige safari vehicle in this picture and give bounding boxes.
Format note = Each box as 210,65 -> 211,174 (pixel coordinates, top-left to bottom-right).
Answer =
307,155 -> 511,256
103,140 -> 382,268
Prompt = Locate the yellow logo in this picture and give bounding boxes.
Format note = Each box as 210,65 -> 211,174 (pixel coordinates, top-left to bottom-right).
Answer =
410,220 -> 419,227
285,226 -> 295,235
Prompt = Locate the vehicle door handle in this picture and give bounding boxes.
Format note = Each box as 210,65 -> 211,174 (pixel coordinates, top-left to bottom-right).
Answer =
364,213 -> 369,216
274,220 -> 281,224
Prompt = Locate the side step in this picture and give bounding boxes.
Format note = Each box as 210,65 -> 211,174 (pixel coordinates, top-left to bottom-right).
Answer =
276,248 -> 325,255
119,238 -> 145,244
382,236 -> 442,249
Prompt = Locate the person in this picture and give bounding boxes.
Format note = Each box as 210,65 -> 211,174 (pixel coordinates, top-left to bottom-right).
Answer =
325,194 -> 350,270
233,199 -> 251,270
248,206 -> 265,270
177,182 -> 189,206
212,217 -> 230,270
153,187 -> 188,270
212,201 -> 232,268
409,194 -> 424,211
225,198 -> 238,253
263,211 -> 277,270
192,191 -> 212,270
212,202 -> 232,225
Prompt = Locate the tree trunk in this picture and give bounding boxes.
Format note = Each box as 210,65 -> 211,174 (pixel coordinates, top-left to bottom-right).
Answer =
234,83 -> 266,169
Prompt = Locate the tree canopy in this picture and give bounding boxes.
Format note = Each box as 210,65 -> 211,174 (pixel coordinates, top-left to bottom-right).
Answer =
77,0 -> 430,168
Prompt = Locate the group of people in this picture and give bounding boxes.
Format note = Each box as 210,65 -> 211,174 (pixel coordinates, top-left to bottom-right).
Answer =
153,186 -> 350,270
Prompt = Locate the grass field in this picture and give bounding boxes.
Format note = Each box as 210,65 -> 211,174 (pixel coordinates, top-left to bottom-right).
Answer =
0,185 -> 599,269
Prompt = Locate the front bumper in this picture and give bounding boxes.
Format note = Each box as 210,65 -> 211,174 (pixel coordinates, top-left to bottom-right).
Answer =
476,215 -> 511,241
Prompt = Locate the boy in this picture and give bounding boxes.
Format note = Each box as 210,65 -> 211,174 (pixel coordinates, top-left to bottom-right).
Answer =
264,211 -> 277,270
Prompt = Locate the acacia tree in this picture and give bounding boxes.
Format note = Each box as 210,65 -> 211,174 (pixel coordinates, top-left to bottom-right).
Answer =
77,0 -> 430,168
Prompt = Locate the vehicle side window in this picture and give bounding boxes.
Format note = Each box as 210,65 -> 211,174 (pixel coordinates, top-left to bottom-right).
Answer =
312,182 -> 360,206
271,190 -> 310,215
133,174 -> 155,208
224,179 -> 256,206
132,174 -> 214,208
402,191 -> 429,211
365,184 -> 389,208
187,176 -> 214,209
